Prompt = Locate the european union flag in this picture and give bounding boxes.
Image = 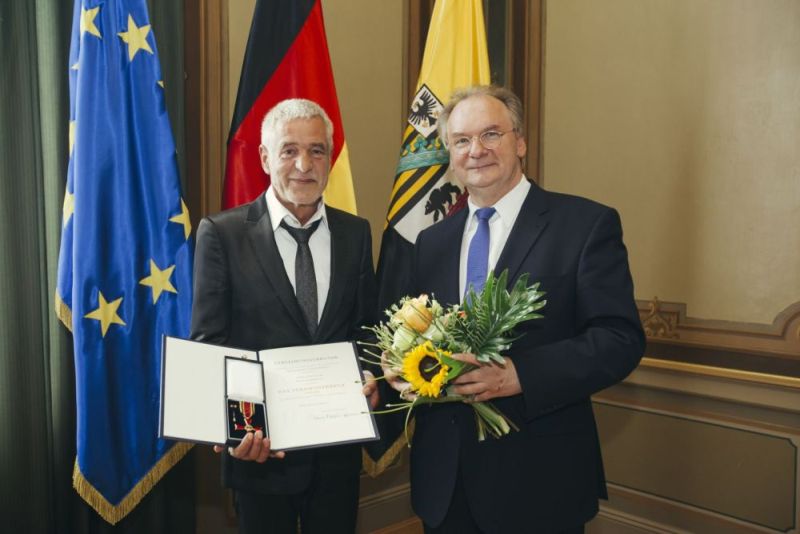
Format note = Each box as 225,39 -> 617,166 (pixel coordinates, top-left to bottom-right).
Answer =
55,0 -> 193,524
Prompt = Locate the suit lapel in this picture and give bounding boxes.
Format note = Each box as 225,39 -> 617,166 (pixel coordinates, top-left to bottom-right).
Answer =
316,207 -> 348,339
495,183 -> 550,286
245,196 -> 307,333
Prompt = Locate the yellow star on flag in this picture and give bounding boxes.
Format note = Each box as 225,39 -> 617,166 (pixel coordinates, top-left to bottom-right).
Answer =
84,291 -> 126,337
139,259 -> 177,303
118,14 -> 153,62
157,80 -> 164,88
80,6 -> 102,39
63,191 -> 74,226
169,198 -> 191,240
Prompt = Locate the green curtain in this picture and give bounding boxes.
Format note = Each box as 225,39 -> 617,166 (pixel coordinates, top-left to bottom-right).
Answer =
0,1 -> 194,532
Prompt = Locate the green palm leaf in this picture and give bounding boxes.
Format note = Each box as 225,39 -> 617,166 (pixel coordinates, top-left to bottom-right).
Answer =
448,270 -> 546,364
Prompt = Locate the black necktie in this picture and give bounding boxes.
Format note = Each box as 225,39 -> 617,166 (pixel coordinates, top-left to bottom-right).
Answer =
280,219 -> 322,335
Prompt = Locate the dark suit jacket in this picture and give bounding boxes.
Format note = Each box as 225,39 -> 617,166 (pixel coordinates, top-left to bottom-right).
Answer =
410,182 -> 645,532
190,193 -> 377,495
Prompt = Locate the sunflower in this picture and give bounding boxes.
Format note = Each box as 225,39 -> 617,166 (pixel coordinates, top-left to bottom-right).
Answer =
402,341 -> 450,398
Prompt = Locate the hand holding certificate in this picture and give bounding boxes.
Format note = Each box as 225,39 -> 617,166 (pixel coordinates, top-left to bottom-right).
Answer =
159,336 -> 380,452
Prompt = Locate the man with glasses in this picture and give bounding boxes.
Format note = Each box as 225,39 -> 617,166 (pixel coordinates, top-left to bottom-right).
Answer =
385,85 -> 645,533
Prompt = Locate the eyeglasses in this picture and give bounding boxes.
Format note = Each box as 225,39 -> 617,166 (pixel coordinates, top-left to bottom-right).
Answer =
449,130 -> 515,153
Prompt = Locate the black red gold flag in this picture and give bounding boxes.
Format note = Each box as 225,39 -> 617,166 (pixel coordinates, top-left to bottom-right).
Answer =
223,0 -> 356,213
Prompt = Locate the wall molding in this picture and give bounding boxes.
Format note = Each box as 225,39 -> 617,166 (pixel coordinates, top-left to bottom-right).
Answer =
595,502 -> 687,533
638,298 -> 800,352
595,374 -> 800,533
608,360 -> 800,416
357,482 -> 414,533
637,299 -> 800,377
359,482 -> 411,509
641,357 -> 800,390
602,483 -> 798,534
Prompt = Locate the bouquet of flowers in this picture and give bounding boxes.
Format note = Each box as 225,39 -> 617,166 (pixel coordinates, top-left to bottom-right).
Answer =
362,270 -> 546,442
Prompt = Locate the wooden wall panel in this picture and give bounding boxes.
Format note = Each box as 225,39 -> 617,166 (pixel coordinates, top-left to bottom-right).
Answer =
591,363 -> 800,534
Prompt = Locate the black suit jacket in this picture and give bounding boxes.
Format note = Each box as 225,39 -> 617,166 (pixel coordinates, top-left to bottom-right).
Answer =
410,182 -> 645,532
190,194 -> 377,495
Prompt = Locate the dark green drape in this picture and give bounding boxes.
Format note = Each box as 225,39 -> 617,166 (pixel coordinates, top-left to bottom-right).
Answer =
0,1 -> 193,532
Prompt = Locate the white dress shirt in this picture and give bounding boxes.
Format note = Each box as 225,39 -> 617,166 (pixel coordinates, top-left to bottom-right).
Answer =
265,186 -> 331,321
459,177 -> 531,298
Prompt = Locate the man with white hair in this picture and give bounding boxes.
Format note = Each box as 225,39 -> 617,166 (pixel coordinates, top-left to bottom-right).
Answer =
191,98 -> 378,533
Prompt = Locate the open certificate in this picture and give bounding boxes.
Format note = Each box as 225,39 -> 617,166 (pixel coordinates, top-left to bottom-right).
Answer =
159,337 -> 379,451
261,343 -> 377,450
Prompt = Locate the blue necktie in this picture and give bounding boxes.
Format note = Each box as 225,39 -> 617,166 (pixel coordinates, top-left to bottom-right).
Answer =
465,207 -> 496,299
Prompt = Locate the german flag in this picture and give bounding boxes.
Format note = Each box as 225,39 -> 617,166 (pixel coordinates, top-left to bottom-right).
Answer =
223,0 -> 356,213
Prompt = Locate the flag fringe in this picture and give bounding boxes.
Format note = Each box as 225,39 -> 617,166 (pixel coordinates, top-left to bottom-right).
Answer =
54,291 -> 73,332
73,442 -> 193,525
361,419 -> 414,477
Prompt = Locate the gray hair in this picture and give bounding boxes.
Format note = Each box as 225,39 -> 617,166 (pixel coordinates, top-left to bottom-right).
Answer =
437,85 -> 524,146
260,98 -> 334,153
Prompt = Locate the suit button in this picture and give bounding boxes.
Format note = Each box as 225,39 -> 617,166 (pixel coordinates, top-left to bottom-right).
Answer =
451,417 -> 456,424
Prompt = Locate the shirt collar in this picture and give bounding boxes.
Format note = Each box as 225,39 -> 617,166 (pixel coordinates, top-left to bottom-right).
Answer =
265,186 -> 327,231
466,175 -> 531,224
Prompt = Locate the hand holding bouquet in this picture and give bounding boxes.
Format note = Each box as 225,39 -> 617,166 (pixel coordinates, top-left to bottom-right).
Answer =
362,270 -> 546,442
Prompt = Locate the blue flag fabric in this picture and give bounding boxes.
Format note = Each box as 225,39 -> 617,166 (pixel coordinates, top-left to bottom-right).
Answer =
56,0 -> 193,524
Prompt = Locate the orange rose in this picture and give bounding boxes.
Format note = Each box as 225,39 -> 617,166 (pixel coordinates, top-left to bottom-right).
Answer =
394,295 -> 433,333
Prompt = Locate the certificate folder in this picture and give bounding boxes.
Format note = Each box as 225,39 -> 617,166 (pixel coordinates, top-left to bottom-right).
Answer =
159,336 -> 379,451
